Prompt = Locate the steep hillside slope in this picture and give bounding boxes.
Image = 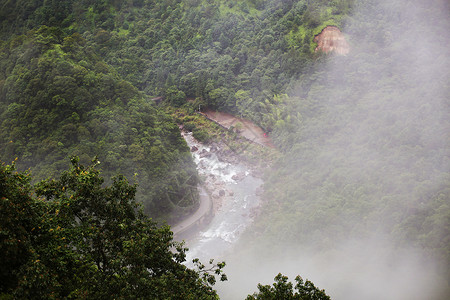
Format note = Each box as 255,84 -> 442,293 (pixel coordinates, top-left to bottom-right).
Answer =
0,26 -> 198,220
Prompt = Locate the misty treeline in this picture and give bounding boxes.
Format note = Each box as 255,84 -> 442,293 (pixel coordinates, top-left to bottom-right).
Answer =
0,0 -> 449,298
232,0 -> 450,298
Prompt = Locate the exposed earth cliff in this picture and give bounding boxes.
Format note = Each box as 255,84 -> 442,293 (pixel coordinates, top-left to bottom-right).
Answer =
314,26 -> 350,55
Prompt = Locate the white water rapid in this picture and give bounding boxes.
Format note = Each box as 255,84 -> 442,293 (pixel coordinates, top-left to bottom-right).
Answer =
179,132 -> 263,262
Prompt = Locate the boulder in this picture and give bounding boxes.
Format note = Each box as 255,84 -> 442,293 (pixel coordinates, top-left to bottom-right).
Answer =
199,149 -> 212,158
232,172 -> 246,181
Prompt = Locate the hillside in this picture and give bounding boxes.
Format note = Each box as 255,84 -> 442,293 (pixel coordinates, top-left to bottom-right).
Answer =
0,1 -> 201,220
0,0 -> 354,217
0,0 -> 449,298
222,0 -> 450,298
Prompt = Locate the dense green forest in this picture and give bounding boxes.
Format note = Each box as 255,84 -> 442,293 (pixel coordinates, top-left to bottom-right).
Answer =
0,0 -> 204,221
0,0 -> 449,298
0,0 -> 354,218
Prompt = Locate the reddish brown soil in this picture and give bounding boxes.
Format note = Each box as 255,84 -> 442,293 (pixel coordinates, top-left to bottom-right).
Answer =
314,26 -> 350,55
202,109 -> 274,148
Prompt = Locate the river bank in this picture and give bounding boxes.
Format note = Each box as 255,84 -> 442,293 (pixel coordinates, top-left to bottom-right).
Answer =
170,107 -> 280,176
166,106 -> 280,260
173,130 -> 264,261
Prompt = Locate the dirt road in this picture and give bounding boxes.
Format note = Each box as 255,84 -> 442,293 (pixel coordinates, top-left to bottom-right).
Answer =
171,186 -> 212,236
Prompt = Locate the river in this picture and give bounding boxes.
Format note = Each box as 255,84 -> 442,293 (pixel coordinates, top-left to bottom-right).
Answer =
176,131 -> 263,263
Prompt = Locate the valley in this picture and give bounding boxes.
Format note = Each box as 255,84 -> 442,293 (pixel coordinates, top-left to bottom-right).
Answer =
1,0 -> 449,299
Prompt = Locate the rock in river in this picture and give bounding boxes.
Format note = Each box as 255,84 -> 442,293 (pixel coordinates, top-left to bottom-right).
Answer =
199,149 -> 212,158
232,172 -> 246,182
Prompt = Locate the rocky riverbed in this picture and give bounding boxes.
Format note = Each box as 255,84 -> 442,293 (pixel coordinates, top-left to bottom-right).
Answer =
180,131 -> 263,261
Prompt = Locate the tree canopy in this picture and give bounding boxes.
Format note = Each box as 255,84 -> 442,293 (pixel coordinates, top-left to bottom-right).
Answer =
0,0 -> 448,297
246,273 -> 330,300
0,158 -> 225,299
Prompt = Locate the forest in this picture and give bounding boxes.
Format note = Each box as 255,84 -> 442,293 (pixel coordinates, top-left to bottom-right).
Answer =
0,0 -> 354,222
0,0 -> 449,298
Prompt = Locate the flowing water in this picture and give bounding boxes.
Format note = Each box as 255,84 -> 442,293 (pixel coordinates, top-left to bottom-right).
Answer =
180,132 -> 263,262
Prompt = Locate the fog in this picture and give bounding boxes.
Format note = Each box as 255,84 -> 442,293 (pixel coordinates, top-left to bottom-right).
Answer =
219,238 -> 447,299
215,0 -> 450,299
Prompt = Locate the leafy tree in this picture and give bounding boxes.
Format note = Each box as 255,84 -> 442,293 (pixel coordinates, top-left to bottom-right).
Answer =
165,85 -> 187,107
0,158 -> 226,299
0,159 -> 41,295
247,273 -> 330,300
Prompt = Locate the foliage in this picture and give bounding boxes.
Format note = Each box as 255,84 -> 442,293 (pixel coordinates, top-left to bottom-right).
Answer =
0,158 -> 226,299
0,0 -> 448,293
247,273 -> 330,300
0,23 -> 198,221
0,1 -> 348,222
246,0 -> 450,284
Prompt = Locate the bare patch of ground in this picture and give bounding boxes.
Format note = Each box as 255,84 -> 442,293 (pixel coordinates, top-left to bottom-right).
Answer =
314,26 -> 350,55
201,109 -> 275,148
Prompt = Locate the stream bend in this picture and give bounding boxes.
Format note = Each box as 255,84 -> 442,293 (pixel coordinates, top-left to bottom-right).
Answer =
174,131 -> 263,261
